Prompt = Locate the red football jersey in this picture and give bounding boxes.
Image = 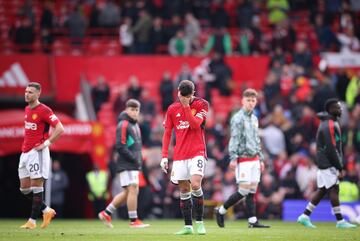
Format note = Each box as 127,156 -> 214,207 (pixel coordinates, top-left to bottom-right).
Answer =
163,97 -> 209,160
22,103 -> 60,153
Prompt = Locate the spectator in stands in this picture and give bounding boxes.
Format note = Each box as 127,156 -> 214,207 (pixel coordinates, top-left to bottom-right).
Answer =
91,76 -> 110,114
50,160 -> 69,218
261,121 -> 286,159
19,0 -> 36,27
113,85 -> 128,119
89,3 -> 100,29
98,0 -> 121,28
314,14 -> 339,51
346,73 -> 360,109
66,5 -> 87,45
149,17 -> 167,54
119,17 -> 134,54
271,19 -> 296,52
204,27 -> 232,56
208,52 -> 233,96
337,27 -> 360,53
263,71 -> 281,111
236,0 -> 255,29
210,4 -> 229,28
293,41 -> 313,71
14,17 -> 35,53
184,13 -> 201,53
350,0 -> 360,11
86,164 -> 109,218
40,1 -> 54,30
165,15 -> 182,43
174,63 -> 194,86
127,75 -> 143,100
267,0 -> 289,25
168,30 -> 192,56
132,9 -> 153,54
159,71 -> 174,112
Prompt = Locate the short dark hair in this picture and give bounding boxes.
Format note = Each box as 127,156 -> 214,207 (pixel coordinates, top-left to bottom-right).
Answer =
126,99 -> 141,108
242,88 -> 258,98
324,98 -> 339,113
178,80 -> 194,96
27,82 -> 41,91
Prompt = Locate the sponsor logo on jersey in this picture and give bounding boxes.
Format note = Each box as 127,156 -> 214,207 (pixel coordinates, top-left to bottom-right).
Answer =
25,121 -> 37,130
176,120 -> 189,130
32,114 -> 38,120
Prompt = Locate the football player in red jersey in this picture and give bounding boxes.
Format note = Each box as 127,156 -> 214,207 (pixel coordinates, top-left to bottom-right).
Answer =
19,82 -> 64,229
160,80 -> 209,235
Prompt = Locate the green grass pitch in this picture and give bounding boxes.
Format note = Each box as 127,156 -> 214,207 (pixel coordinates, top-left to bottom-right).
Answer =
0,219 -> 359,241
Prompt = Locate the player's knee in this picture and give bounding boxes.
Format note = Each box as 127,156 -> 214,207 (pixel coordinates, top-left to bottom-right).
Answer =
31,186 -> 44,194
238,187 -> 250,196
20,187 -> 32,195
191,183 -> 201,191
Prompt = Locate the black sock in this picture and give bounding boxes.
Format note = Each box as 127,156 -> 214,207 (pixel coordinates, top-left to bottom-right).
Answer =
224,192 -> 243,209
180,198 -> 192,226
246,193 -> 256,221
22,192 -> 47,211
192,194 -> 204,222
31,192 -> 44,220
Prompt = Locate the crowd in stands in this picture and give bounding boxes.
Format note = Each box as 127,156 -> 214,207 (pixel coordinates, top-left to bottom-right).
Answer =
2,0 -> 360,55
3,0 -> 360,220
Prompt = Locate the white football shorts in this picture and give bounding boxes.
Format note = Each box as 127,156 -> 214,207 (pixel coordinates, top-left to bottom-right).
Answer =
170,156 -> 206,184
118,170 -> 139,187
317,167 -> 339,189
18,147 -> 50,180
235,159 -> 261,184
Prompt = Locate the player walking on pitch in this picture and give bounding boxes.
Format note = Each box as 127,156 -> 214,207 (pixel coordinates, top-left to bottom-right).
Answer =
297,99 -> 357,229
19,82 -> 64,229
215,88 -> 269,228
99,99 -> 149,228
160,80 -> 209,235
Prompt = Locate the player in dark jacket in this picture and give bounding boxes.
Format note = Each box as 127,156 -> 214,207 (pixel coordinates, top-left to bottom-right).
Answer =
98,99 -> 149,228
297,99 -> 357,229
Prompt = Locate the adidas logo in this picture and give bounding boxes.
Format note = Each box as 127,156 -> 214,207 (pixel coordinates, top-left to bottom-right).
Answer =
0,62 -> 30,87
176,113 -> 181,117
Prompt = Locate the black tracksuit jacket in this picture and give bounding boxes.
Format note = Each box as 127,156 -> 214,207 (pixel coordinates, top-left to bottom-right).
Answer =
115,112 -> 142,172
315,112 -> 343,171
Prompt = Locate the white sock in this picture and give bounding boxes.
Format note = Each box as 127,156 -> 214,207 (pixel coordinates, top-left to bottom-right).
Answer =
195,220 -> 203,224
29,218 -> 36,224
337,219 -> 345,223
219,206 -> 227,215
301,213 -> 309,218
128,210 -> 138,219
248,216 -> 257,223
106,203 -> 116,214
42,206 -> 50,213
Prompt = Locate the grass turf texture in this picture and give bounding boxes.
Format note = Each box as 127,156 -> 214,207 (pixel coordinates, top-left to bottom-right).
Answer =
0,219 -> 359,241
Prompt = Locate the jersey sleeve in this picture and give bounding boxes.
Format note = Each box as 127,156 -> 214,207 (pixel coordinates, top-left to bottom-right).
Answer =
196,100 -> 209,122
42,107 -> 60,127
163,107 -> 174,129
162,107 -> 174,158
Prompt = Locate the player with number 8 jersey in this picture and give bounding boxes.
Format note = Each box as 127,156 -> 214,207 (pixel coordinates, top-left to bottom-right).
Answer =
161,80 -> 209,235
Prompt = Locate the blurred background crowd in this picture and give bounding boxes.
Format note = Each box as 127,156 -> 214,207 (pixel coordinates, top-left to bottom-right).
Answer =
0,0 -> 360,220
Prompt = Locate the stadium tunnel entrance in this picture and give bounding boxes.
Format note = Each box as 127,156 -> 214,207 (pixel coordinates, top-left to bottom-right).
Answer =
0,152 -> 93,218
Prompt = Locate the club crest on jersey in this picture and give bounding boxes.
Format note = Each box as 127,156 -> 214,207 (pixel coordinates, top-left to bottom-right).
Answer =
191,109 -> 196,116
32,114 -> 38,120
